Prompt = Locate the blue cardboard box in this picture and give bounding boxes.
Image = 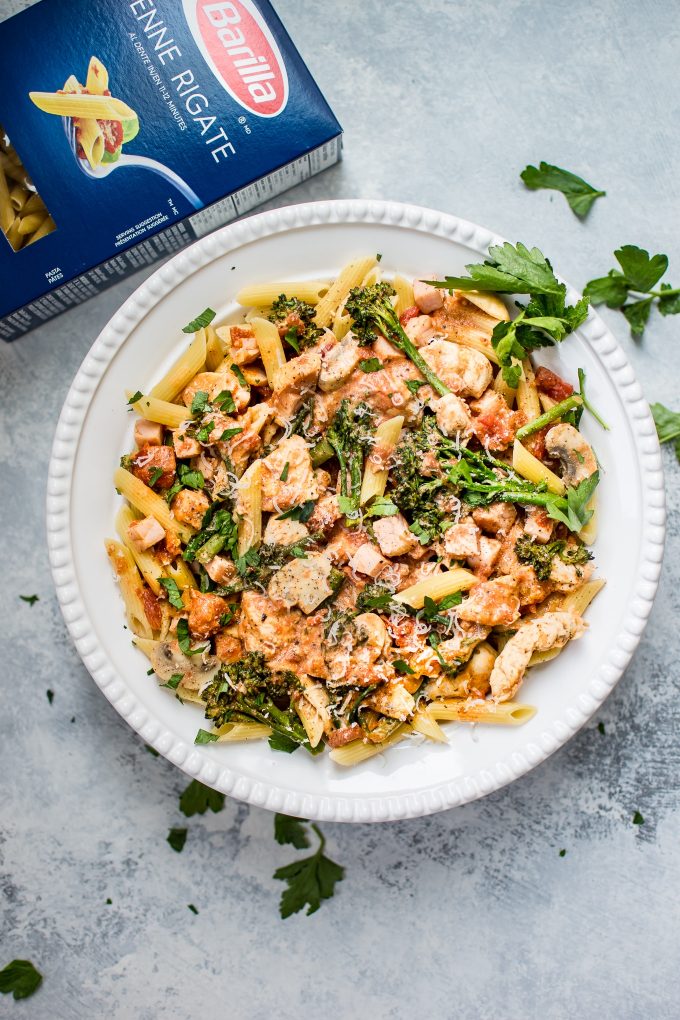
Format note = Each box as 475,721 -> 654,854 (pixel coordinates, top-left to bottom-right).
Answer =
0,0 -> 342,340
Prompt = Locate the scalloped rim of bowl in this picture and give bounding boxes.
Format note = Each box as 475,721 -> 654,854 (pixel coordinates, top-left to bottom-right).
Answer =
47,199 -> 665,822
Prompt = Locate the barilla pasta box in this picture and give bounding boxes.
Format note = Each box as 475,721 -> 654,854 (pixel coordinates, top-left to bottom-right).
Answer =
0,0 -> 342,340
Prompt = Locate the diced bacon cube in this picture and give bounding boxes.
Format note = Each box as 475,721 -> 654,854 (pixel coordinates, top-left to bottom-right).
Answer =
127,516 -> 165,551
348,543 -> 389,578
134,419 -> 163,448
413,279 -> 444,314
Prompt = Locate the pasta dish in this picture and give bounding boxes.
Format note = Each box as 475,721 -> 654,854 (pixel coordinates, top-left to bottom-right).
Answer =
108,254 -> 605,765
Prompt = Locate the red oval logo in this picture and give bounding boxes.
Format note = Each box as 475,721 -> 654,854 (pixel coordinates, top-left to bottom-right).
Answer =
186,0 -> 289,118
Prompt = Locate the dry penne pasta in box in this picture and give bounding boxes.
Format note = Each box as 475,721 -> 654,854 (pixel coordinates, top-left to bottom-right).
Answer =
0,0 -> 342,341
111,243 -> 606,765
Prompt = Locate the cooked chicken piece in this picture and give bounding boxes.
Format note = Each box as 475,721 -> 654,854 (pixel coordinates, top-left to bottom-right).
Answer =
327,723 -> 363,748
172,489 -> 209,529
181,370 -> 250,413
472,502 -> 517,537
259,435 -> 319,512
396,557 -> 443,588
372,334 -> 402,361
225,324 -> 260,366
490,611 -> 587,701
348,543 -> 389,578
364,681 -> 415,721
239,592 -> 329,678
127,516 -> 165,551
204,555 -> 237,585
387,614 -> 425,651
263,516 -> 309,545
149,639 -> 220,690
131,443 -> 176,490
134,419 -> 164,447
373,513 -> 417,558
268,553 -> 334,614
430,292 -> 499,352
354,612 -> 390,658
470,390 -> 524,451
433,622 -> 490,667
544,423 -> 597,485
420,339 -> 493,398
172,423 -> 202,459
223,403 -> 274,474
524,506 -> 554,544
270,344 -> 323,421
443,518 -> 480,559
457,575 -> 520,627
549,558 -> 594,593
404,314 -> 436,345
325,523 -> 370,565
188,590 -> 230,638
306,493 -> 342,536
214,627 -> 242,664
413,279 -> 445,314
318,335 -> 363,391
467,535 -> 502,579
424,642 -> 496,700
430,392 -> 473,438
314,357 -> 428,428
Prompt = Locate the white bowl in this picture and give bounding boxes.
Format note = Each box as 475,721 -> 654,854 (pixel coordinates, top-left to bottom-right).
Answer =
47,200 -> 665,822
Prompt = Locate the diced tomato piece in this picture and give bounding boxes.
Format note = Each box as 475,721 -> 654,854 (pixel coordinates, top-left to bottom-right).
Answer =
97,119 -> 124,153
399,305 -> 420,326
535,367 -> 573,402
524,425 -> 550,461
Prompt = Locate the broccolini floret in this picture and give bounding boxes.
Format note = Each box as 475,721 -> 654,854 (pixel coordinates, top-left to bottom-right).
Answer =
515,535 -> 592,581
269,295 -> 324,351
344,282 -> 449,395
326,399 -> 376,519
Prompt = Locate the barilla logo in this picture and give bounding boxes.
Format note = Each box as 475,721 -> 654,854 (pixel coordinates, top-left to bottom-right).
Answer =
183,0 -> 288,117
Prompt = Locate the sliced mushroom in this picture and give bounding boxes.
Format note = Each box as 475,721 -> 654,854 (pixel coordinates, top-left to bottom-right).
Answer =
149,639 -> 220,691
545,423 -> 597,485
318,335 -> 362,392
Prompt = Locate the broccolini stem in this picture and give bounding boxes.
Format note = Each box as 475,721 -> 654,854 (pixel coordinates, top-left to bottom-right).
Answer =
380,313 -> 451,397
310,823 -> 325,852
237,695 -> 309,746
196,533 -> 226,564
515,395 -> 583,441
310,437 -> 334,467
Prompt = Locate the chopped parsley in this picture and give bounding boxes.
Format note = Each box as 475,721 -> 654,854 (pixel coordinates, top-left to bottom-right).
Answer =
213,390 -> 236,413
46,689 -> 54,704
148,466 -> 163,488
230,363 -> 249,388
19,594 -> 39,607
179,779 -> 225,817
359,357 -> 382,373
194,728 -> 219,744
280,462 -> 290,482
277,500 -> 315,523
191,390 -> 210,415
273,816 -> 344,918
127,390 -> 143,405
188,904 -> 199,915
633,811 -> 644,826
219,427 -> 243,442
178,464 -> 205,490
182,307 -> 216,333
176,619 -> 207,657
167,827 -> 188,852
158,577 -> 184,609
162,673 -> 184,690
392,659 -> 415,675
0,960 -> 43,1001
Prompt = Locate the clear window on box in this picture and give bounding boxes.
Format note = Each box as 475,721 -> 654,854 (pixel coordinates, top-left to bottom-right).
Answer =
0,124 -> 56,251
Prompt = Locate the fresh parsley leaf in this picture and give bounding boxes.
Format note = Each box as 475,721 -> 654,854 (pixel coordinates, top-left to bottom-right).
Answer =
179,779 -> 225,817
0,960 -> 43,1000
196,420 -> 215,443
178,464 -> 205,490
230,363 -> 249,388
144,744 -> 160,756
392,659 -> 415,675
158,577 -> 184,609
162,673 -> 184,690
167,827 -> 188,852
359,357 -> 382,373
194,728 -> 219,744
651,402 -> 680,461
584,245 -> 680,337
127,390 -> 143,405
597,721 -> 606,735
191,390 -> 210,415
176,619 -> 208,657
355,583 -> 397,612
559,848 -> 567,857
148,466 -> 163,488
19,594 -> 39,607
545,471 -> 599,532
269,731 -> 300,753
376,253 -> 383,262
274,823 -> 344,918
520,161 -> 605,217
219,427 -> 243,441
280,461 -> 290,482
164,479 -> 183,505
274,814 -> 311,849
282,326 -> 300,353
188,903 -> 199,915
182,308 -> 216,333
427,242 -> 565,295
633,811 -> 644,825
277,500 -> 315,523
336,494 -> 356,516
405,379 -> 427,396
363,496 -> 399,518
46,689 -> 54,704
213,390 -> 236,413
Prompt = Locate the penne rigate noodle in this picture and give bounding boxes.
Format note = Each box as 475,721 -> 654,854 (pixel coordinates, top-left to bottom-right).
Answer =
0,164 -> 13,233
149,330 -> 207,402
115,505 -> 165,595
426,699 -> 537,726
73,116 -> 104,168
6,217 -> 23,251
516,357 -> 541,422
236,460 -> 262,555
314,257 -> 378,328
29,90 -> 136,120
105,539 -> 153,638
86,55 -> 109,94
164,558 -> 197,591
132,637 -> 159,661
251,317 -> 286,384
538,392 -> 558,413
411,709 -> 449,743
395,567 -> 477,610
127,392 -> 189,429
393,274 -> 415,316
18,212 -> 47,236
331,305 -> 352,340
512,438 -> 565,495
25,215 -> 56,245
236,279 -> 331,307
329,724 -> 411,766
204,325 -> 226,371
528,582 -> 604,666
114,466 -> 191,541
216,722 -> 273,742
361,265 -> 382,288
9,184 -> 28,211
448,333 -> 500,366
22,192 -> 47,215
462,290 -> 510,320
360,415 -> 404,504
578,500 -> 598,545
493,367 -> 517,407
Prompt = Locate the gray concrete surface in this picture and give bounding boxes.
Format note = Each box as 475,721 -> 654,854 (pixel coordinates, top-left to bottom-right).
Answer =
2,0 -> 680,1017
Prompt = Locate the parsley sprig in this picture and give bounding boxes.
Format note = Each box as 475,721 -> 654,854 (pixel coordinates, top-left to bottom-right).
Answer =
273,814 -> 344,917
584,245 -> 680,337
651,403 -> 680,462
520,161 -> 605,217
0,960 -> 43,1001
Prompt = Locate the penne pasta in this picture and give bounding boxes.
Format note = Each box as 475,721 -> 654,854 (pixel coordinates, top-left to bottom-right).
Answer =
18,212 -> 48,236
512,438 -> 566,495
528,581 -> 603,666
411,709 -> 449,743
0,163 -> 14,234
204,325 -> 226,371
235,279 -> 330,307
86,55 -> 109,94
394,568 -> 477,609
426,699 -> 536,725
29,90 -> 136,120
516,358 -> 541,422
127,392 -> 189,429
105,539 -> 153,638
393,274 -> 415,316
251,317 -> 286,384
216,722 -> 273,742
73,116 -> 105,168
114,466 -> 191,541
462,290 -> 510,320
360,415 -> 404,504
578,500 -> 598,545
329,724 -> 411,766
132,637 -> 158,661
164,558 -> 197,591
331,304 -> 352,340
149,330 -> 207,403
25,215 -> 56,245
9,184 -> 28,211
314,257 -> 378,328
236,460 -> 262,555
448,332 -> 500,366
115,505 -> 164,595
493,366 -> 518,407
